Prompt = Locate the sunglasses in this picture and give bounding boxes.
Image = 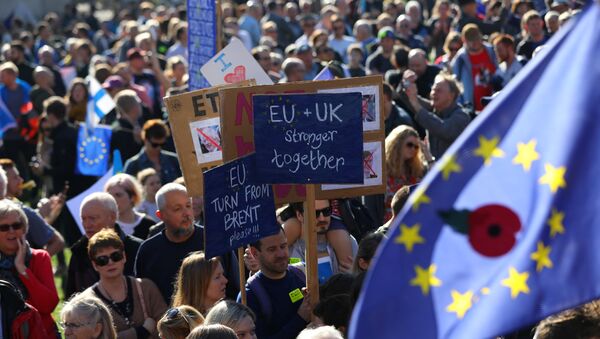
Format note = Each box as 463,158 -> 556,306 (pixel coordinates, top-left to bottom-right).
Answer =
149,141 -> 166,148
0,222 -> 24,232
166,307 -> 191,326
315,206 -> 332,218
60,321 -> 96,330
93,251 -> 124,266
406,142 -> 419,149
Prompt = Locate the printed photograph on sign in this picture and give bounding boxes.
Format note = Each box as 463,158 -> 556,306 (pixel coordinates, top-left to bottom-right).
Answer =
189,118 -> 222,164
318,85 -> 380,132
321,141 -> 383,190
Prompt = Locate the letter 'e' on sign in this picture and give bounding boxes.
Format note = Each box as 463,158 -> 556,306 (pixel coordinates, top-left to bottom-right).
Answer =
252,93 -> 364,184
203,153 -> 281,258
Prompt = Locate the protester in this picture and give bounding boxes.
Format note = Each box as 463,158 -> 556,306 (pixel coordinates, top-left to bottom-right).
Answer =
186,324 -> 238,339
60,294 -> 117,339
158,306 -> 205,339
110,89 -> 144,162
65,77 -> 88,123
353,232 -> 386,273
296,326 -> 344,339
205,300 -> 257,339
135,168 -> 161,222
172,251 -> 228,315
0,199 -> 59,338
104,173 -> 155,239
80,229 -> 167,338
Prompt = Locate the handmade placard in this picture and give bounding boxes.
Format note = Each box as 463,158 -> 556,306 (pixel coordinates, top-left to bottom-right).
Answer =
203,153 -> 280,258
253,93 -> 363,184
188,0 -> 218,89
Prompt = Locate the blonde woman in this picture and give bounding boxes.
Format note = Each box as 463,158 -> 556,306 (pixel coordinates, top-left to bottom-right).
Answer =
172,252 -> 228,315
60,294 -> 117,339
105,173 -> 156,239
383,125 -> 426,222
158,305 -> 204,339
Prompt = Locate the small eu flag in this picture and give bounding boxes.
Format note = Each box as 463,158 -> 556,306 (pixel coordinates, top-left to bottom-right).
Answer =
76,124 -> 112,176
350,4 -> 600,339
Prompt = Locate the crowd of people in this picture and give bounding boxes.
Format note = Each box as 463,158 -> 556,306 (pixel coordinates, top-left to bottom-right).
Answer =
0,0 -> 591,338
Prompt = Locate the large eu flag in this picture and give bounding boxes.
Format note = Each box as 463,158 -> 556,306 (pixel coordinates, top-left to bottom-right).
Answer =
350,4 -> 600,339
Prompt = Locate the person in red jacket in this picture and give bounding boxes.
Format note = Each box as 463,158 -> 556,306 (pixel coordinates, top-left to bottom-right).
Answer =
0,199 -> 59,338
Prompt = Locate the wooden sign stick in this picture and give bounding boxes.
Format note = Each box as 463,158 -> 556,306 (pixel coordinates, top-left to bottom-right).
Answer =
238,247 -> 247,305
304,184 -> 319,306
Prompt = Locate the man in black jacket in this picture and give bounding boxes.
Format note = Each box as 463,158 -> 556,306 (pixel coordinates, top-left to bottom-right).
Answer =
66,192 -> 142,298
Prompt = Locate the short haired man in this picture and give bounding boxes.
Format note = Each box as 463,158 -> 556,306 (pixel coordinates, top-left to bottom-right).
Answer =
242,228 -> 312,339
111,89 -> 143,161
366,27 -> 397,75
493,34 -> 525,85
517,10 -> 549,60
66,192 -> 142,298
456,0 -> 508,36
405,72 -> 471,159
0,165 -> 64,256
328,15 -> 355,63
294,44 -> 322,80
281,57 -> 306,83
407,49 -> 441,98
135,183 -> 239,303
452,24 -> 498,111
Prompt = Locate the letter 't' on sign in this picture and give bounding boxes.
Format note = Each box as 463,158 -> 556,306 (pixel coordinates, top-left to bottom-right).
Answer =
252,93 -> 364,184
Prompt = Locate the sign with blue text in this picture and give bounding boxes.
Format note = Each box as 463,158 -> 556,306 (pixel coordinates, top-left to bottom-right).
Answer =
253,93 -> 363,184
188,0 -> 217,90
203,153 -> 280,258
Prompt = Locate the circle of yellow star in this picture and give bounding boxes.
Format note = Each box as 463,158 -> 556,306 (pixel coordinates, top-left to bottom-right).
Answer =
501,267 -> 530,299
474,135 -> 505,165
440,154 -> 462,180
411,187 -> 431,212
410,264 -> 442,295
539,163 -> 566,193
547,208 -> 565,238
394,223 -> 425,253
446,290 -> 474,319
530,241 -> 553,272
512,139 -> 540,171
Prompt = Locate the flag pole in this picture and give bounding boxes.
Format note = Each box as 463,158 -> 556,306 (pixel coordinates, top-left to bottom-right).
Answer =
238,247 -> 247,305
304,184 -> 319,306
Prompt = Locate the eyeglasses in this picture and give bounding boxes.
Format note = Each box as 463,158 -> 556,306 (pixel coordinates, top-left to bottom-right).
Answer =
149,141 -> 166,148
405,142 -> 419,149
93,251 -> 124,266
60,321 -> 95,330
315,206 -> 332,218
0,222 -> 24,232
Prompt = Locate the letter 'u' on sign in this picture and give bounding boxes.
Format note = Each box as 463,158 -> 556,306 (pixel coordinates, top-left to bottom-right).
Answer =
203,153 -> 281,258
252,93 -> 364,184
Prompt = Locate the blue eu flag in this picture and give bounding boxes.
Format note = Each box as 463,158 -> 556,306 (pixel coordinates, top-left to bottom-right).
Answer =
350,5 -> 600,339
76,124 -> 112,176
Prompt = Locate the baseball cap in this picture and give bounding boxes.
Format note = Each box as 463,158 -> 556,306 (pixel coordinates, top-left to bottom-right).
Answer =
102,75 -> 126,90
377,27 -> 397,40
127,47 -> 145,60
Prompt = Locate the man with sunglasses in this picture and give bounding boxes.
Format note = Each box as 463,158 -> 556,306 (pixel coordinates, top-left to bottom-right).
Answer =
65,192 -> 142,298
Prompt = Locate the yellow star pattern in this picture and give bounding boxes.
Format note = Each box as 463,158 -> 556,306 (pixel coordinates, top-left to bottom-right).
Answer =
410,264 -> 442,295
474,135 -> 505,165
440,154 -> 462,180
394,223 -> 425,253
530,241 -> 553,272
512,139 -> 540,171
411,187 -> 431,212
501,267 -> 530,299
539,163 -> 566,193
547,208 -> 565,238
480,287 -> 490,295
446,290 -> 474,319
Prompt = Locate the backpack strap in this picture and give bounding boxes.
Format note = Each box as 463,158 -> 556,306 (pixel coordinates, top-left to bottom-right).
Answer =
134,277 -> 148,319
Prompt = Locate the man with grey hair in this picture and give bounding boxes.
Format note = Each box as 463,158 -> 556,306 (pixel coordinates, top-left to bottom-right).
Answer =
281,57 -> 306,83
111,89 -> 143,161
135,183 -> 239,303
66,192 -> 142,298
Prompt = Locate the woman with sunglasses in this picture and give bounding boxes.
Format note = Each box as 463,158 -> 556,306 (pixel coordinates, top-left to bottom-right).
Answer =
0,200 -> 59,338
172,251 -> 228,315
157,305 -> 204,338
80,228 -> 167,338
104,173 -> 156,239
383,125 -> 427,222
60,294 -> 117,339
124,119 -> 181,184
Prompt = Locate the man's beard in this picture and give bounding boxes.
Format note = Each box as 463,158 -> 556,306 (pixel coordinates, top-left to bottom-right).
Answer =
171,224 -> 193,237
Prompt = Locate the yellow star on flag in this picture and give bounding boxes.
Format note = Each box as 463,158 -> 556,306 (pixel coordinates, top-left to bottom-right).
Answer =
394,223 -> 425,253
410,264 -> 442,295
530,241 -> 553,272
411,187 -> 431,212
440,154 -> 462,180
446,290 -> 474,319
539,163 -> 566,193
474,135 -> 505,165
547,208 -> 565,238
512,139 -> 540,171
501,267 -> 530,299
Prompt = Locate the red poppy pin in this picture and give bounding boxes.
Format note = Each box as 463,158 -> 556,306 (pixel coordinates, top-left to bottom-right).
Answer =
439,204 -> 522,257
